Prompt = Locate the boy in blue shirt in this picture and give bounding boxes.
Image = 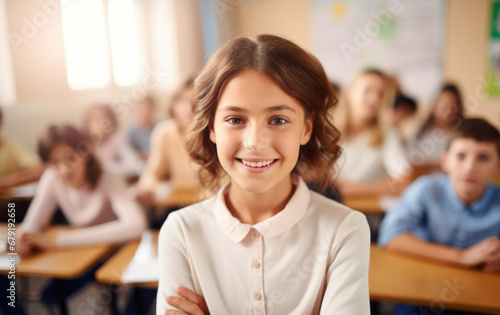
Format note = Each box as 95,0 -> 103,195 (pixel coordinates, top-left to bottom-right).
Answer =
378,118 -> 500,315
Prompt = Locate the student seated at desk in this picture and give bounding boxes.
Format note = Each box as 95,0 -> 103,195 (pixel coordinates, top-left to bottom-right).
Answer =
136,78 -> 200,206
333,69 -> 412,198
13,125 -> 147,312
406,83 -> 464,169
84,104 -> 144,176
0,107 -> 43,190
378,118 -> 500,315
128,95 -> 159,160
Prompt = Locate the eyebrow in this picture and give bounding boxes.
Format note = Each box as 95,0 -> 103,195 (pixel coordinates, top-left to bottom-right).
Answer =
218,105 -> 297,114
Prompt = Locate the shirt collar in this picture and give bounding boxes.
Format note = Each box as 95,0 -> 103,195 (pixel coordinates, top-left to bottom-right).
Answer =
446,177 -> 496,215
214,176 -> 311,243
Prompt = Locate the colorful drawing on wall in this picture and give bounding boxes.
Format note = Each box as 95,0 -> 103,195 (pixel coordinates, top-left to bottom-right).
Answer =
311,0 -> 445,103
486,0 -> 500,97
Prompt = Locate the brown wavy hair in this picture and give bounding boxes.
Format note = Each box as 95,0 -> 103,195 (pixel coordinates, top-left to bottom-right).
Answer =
185,34 -> 342,193
38,124 -> 102,188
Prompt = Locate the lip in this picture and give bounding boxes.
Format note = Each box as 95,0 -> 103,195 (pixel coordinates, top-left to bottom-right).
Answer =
463,177 -> 476,183
236,158 -> 277,173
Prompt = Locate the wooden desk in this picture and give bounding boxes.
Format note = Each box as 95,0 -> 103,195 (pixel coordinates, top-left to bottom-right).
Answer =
0,226 -> 116,315
95,231 -> 159,289
344,197 -> 384,214
153,188 -> 200,209
96,232 -> 158,315
370,244 -> 500,313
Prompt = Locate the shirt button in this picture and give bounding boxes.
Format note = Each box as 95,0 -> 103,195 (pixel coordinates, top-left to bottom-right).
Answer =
252,261 -> 261,269
253,292 -> 262,301
253,229 -> 261,237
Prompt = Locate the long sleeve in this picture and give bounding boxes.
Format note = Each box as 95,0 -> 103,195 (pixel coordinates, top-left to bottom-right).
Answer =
138,121 -> 171,191
19,170 -> 58,233
378,178 -> 428,247
319,211 -> 371,315
157,212 -> 197,314
57,173 -> 147,247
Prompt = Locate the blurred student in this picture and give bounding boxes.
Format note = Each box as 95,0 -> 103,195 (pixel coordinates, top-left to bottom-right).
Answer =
334,69 -> 412,198
13,124 -> 146,313
0,107 -> 43,190
379,118 -> 500,315
406,83 -> 464,168
136,78 -> 199,205
84,104 -> 144,176
128,95 -> 159,160
392,94 -> 417,140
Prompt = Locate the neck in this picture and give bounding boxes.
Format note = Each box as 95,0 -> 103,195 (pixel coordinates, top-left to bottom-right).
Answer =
349,117 -> 372,136
455,185 -> 488,205
225,176 -> 295,225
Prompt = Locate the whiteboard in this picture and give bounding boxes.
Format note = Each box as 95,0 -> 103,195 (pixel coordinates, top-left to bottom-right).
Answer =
311,0 -> 445,103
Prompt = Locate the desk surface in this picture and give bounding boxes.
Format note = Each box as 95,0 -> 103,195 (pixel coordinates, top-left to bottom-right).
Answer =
158,188 -> 200,208
344,197 -> 384,214
0,226 -> 115,279
370,244 -> 500,313
95,231 -> 159,289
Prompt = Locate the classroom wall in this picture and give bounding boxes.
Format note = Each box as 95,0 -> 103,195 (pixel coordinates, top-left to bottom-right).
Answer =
1,0 -> 204,151
231,0 -> 500,129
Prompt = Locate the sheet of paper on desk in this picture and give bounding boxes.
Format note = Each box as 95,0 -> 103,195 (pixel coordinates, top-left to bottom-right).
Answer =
12,183 -> 38,198
121,230 -> 159,283
0,242 -> 20,270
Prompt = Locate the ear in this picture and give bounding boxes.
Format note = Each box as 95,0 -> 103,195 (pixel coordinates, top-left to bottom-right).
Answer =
300,113 -> 314,145
209,125 -> 216,144
440,152 -> 449,173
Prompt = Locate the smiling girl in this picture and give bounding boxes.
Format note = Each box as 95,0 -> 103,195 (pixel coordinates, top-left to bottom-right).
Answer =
156,35 -> 370,315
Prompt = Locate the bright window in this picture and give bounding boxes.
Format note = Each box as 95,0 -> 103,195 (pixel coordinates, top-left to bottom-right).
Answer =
61,0 -> 143,90
61,0 -> 110,90
108,0 -> 143,86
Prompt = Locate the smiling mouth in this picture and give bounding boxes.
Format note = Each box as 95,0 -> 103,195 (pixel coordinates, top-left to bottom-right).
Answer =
238,159 -> 276,168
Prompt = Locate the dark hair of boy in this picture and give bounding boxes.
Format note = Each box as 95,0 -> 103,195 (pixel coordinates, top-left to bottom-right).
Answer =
394,94 -> 417,113
448,118 -> 500,157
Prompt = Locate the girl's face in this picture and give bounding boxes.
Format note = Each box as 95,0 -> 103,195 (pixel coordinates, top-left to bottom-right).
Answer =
48,143 -> 88,188
347,73 -> 386,123
86,108 -> 116,143
210,70 -> 313,195
433,91 -> 459,128
172,87 -> 194,132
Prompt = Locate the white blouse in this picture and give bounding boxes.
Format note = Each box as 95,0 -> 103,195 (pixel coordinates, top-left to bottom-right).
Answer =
20,169 -> 147,247
336,127 -> 411,183
157,177 -> 370,315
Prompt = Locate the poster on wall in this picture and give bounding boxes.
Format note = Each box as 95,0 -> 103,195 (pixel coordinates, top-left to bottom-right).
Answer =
487,0 -> 500,97
311,0 -> 445,103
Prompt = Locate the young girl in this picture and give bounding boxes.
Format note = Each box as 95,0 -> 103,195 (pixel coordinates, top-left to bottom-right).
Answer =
406,83 -> 464,169
84,104 -> 144,176
334,69 -> 412,198
18,124 -> 147,253
136,78 -> 200,206
157,35 -> 370,314
13,125 -> 146,313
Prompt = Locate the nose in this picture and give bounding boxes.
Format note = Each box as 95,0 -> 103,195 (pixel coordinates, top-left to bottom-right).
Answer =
463,156 -> 477,173
243,123 -> 271,152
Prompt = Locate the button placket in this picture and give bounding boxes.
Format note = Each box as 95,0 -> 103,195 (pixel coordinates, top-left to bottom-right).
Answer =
251,228 -> 265,315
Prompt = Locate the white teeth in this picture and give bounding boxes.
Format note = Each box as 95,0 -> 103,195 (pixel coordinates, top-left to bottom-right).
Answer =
241,159 -> 274,168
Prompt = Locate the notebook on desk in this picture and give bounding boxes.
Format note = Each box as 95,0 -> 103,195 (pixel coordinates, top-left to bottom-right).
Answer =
121,230 -> 159,283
